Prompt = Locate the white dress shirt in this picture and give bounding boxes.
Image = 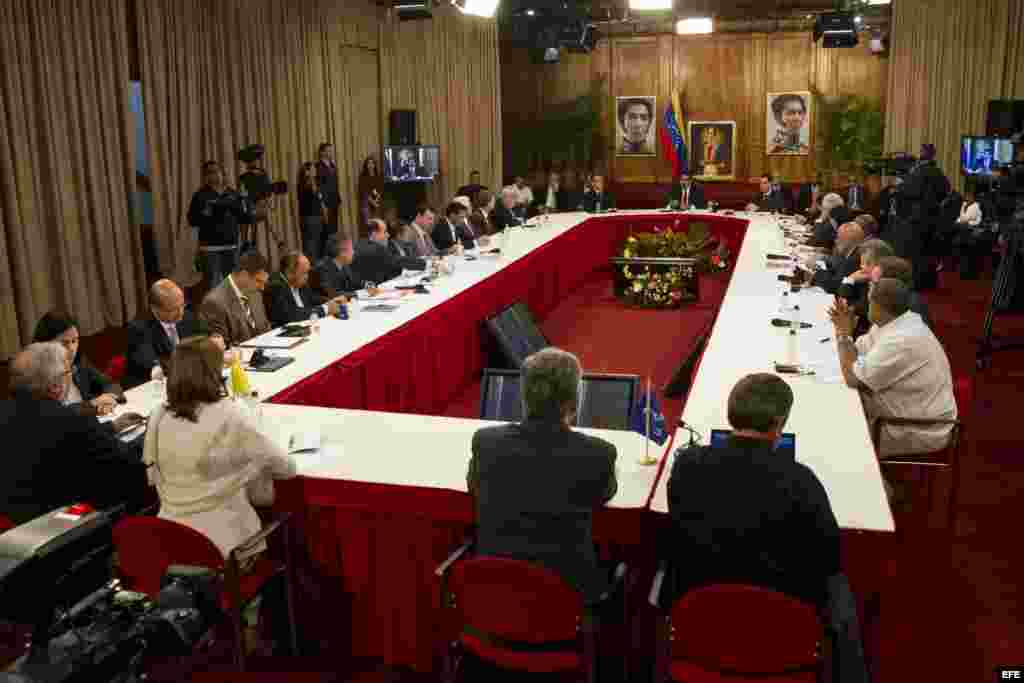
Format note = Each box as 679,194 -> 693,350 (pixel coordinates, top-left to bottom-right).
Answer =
160,320 -> 179,348
853,311 -> 957,456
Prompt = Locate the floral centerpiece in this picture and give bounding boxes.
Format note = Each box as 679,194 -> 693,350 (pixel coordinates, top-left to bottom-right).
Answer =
612,221 -> 730,309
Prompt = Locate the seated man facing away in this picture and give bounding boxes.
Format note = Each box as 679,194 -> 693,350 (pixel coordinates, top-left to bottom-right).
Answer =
467,347 -> 618,605
353,218 -> 426,286
810,222 -> 865,294
265,251 -> 345,327
667,373 -> 869,680
199,249 -> 272,348
124,278 -> 212,389
830,278 -> 956,457
314,233 -> 361,299
0,343 -> 149,525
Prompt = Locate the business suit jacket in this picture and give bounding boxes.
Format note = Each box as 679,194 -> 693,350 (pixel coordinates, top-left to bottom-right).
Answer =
666,182 -> 707,209
579,191 -> 616,213
352,239 -> 425,285
490,205 -> 526,233
199,277 -> 271,348
468,209 -> 495,238
313,257 -> 361,299
124,312 -> 206,389
751,189 -> 789,212
666,436 -> 840,607
467,418 -> 618,603
0,391 -> 149,526
265,274 -> 328,327
432,217 -> 475,251
812,245 -> 862,294
532,185 -> 571,213
388,239 -> 428,271
403,224 -> 441,258
316,160 -> 340,211
68,358 -> 116,405
807,207 -> 852,249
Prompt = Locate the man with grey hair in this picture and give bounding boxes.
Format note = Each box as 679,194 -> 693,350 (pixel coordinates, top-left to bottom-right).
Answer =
491,186 -> 526,232
0,343 -> 148,525
829,278 -> 956,456
467,347 -> 618,604
836,238 -> 896,324
810,222 -> 865,294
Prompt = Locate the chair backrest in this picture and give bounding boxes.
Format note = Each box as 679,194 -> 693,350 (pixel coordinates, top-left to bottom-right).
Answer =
0,514 -> 14,533
670,584 -> 821,675
449,557 -> 582,645
113,516 -> 225,596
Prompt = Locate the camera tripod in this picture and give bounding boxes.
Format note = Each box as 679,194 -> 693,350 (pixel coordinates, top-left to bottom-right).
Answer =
976,223 -> 1024,369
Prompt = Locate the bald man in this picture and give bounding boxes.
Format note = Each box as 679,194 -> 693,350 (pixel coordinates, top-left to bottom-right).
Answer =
265,251 -> 346,327
810,222 -> 865,294
124,278 -> 209,388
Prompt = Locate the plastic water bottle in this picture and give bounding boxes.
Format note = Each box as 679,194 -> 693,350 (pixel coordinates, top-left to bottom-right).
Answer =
246,390 -> 262,428
789,289 -> 801,334
150,366 -> 166,403
310,310 -> 321,335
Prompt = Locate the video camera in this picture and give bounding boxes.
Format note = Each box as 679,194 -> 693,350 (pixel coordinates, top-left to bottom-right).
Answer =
0,506 -> 221,683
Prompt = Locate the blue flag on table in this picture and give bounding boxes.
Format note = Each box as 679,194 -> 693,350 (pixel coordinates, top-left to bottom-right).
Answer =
630,390 -> 669,445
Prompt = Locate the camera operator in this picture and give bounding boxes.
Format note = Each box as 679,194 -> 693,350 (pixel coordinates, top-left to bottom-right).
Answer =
187,160 -> 256,289
238,143 -> 287,253
888,143 -> 951,290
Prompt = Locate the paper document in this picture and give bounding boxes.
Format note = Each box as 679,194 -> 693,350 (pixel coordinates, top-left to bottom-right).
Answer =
288,431 -> 322,454
238,336 -> 305,349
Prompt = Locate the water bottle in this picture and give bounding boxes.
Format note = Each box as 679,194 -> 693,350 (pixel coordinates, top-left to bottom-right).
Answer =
150,366 -> 166,403
246,390 -> 262,428
310,309 -> 321,335
789,288 -> 801,335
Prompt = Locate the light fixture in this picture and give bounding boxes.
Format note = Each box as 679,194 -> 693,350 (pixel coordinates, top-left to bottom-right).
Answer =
629,0 -> 673,10
867,0 -> 891,4
459,0 -> 499,17
676,17 -> 713,34
525,8 -> 535,15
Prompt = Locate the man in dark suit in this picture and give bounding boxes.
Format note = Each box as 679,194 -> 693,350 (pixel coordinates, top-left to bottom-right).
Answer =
533,171 -> 571,214
889,144 -> 951,290
665,173 -> 707,210
837,239 -> 896,326
265,251 -> 345,327
353,219 -> 426,285
432,202 -> 476,251
124,279 -> 209,389
314,234 -> 361,299
0,343 -> 149,525
467,347 -> 618,604
455,170 -> 488,204
316,142 -> 340,235
490,188 -> 526,232
810,222 -> 866,294
578,174 -> 616,213
746,175 -> 789,212
199,250 -> 272,348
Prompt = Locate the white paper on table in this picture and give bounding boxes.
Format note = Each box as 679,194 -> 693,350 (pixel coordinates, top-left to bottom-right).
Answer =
238,336 -> 305,350
288,431 -> 322,454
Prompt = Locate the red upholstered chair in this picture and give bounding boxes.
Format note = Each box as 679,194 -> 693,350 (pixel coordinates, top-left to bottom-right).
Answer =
435,542 -> 621,682
0,514 -> 13,533
105,354 -> 127,384
112,514 -> 297,671
649,572 -> 826,682
874,375 -> 971,532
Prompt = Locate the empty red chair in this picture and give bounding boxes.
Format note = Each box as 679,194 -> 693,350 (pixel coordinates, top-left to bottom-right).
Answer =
436,542 -> 623,682
875,374 -> 971,531
650,578 -> 825,682
112,514 -> 297,671
0,514 -> 13,533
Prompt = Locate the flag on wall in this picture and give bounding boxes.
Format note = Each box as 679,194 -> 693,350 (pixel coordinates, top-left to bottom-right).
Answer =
659,91 -> 688,177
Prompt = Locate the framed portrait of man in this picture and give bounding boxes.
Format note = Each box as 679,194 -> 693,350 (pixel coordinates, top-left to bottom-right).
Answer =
767,92 -> 812,155
616,96 -> 657,156
688,121 -> 736,180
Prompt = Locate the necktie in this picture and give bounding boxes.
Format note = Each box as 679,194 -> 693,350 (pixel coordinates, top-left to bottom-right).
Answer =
240,295 -> 255,330
683,186 -> 689,208
167,324 -> 179,348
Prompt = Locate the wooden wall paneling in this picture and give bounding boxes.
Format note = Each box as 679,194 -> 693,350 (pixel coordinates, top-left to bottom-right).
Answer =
590,39 -> 612,183
765,34 -> 815,182
611,37 -> 661,182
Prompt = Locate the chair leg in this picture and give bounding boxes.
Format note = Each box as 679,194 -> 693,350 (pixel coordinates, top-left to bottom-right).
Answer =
282,525 -> 299,656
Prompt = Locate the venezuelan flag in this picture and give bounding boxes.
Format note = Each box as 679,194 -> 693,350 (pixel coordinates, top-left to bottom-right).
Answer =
659,92 -> 688,177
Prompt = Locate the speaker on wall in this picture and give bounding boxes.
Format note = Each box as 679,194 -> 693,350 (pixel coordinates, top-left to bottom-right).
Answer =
986,100 -> 1024,137
484,303 -> 550,369
479,369 -> 639,430
389,110 -> 417,146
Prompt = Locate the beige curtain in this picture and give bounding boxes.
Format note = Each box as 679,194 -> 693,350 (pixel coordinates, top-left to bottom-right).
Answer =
380,7 -> 504,206
137,0 -> 382,281
885,0 -> 1024,189
0,0 -> 144,359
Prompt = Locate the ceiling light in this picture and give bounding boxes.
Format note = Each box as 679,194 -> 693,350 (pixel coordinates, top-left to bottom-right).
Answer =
630,0 -> 672,10
459,0 -> 499,17
677,17 -> 713,34
868,0 -> 891,4
525,9 -> 535,15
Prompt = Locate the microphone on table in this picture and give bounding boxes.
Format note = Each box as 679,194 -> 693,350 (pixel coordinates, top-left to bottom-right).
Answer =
676,419 -> 702,447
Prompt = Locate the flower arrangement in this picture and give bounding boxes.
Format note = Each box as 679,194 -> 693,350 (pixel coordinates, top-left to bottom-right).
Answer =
615,221 -> 730,309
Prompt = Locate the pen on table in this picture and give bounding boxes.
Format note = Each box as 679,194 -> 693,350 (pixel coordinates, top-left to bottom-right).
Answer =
819,336 -> 831,343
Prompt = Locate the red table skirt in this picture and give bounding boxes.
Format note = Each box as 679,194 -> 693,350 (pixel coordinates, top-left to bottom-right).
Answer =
268,213 -> 749,414
271,213 -> 751,672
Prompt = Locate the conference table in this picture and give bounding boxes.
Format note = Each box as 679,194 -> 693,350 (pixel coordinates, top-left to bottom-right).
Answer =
118,209 -> 892,672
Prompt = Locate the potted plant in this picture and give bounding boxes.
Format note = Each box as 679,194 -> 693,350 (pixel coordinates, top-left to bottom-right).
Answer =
821,95 -> 885,197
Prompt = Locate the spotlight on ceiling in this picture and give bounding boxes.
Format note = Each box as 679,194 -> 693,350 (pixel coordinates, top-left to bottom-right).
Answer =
676,17 -> 714,35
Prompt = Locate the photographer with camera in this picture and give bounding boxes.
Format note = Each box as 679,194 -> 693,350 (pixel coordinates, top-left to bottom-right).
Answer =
238,144 -> 288,254
888,143 -> 951,291
187,160 -> 256,291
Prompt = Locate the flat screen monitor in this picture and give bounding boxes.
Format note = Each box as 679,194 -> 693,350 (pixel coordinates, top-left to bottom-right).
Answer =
485,303 -> 550,369
383,145 -> 440,183
961,136 -> 1015,177
480,369 -> 639,431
